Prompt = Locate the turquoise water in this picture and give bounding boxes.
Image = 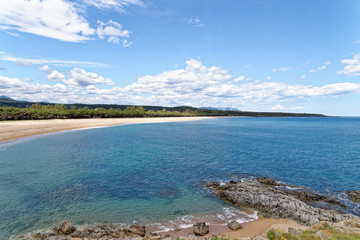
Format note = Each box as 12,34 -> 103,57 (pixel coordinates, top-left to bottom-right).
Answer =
1,117 -> 360,238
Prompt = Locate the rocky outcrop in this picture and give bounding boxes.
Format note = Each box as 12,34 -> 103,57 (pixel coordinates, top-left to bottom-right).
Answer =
346,190 -> 360,203
14,221 -> 151,240
193,222 -> 209,236
227,220 -> 242,231
207,178 -> 359,226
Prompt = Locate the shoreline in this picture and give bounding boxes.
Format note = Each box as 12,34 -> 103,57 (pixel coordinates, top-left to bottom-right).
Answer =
0,117 -> 214,143
152,215 -> 306,239
10,215 -> 307,240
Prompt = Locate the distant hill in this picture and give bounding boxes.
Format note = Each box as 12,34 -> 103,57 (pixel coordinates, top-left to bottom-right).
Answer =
200,107 -> 240,111
0,96 -> 17,101
0,96 -> 326,118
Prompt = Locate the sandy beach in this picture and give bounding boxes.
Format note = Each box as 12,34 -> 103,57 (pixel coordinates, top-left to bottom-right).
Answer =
157,216 -> 307,239
0,117 -> 213,142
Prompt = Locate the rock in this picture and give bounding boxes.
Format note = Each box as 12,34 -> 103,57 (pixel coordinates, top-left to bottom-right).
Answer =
257,177 -> 277,186
129,224 -> 146,237
149,236 -> 161,240
206,178 -> 359,226
58,220 -> 76,235
346,190 -> 360,203
227,221 -> 242,231
314,230 -> 330,240
288,227 -> 303,236
251,236 -> 268,240
193,222 -> 209,236
205,181 -> 220,188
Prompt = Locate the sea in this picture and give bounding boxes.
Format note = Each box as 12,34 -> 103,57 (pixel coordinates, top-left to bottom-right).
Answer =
0,117 -> 360,239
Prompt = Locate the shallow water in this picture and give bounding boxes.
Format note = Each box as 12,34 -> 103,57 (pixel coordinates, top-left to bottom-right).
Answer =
1,117 -> 360,238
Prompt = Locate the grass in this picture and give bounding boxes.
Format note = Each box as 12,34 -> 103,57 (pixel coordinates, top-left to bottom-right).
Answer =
266,222 -> 360,240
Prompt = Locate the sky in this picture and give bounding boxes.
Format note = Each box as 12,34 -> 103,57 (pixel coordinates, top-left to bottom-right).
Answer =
0,0 -> 360,116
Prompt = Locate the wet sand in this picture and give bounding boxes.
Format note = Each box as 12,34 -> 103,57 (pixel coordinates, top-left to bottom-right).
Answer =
0,117 -> 213,142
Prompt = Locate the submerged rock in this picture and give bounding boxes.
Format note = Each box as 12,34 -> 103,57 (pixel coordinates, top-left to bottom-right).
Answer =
346,190 -> 360,203
193,222 -> 209,236
227,220 -> 242,231
207,178 -> 359,226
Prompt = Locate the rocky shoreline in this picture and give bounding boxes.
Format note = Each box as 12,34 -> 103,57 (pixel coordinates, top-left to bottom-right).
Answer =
206,177 -> 359,226
10,177 -> 360,240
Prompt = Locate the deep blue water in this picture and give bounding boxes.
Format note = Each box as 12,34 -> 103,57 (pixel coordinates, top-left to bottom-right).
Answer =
1,117 -> 360,239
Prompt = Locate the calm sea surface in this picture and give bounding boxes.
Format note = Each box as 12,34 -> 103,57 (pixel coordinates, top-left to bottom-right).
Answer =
1,117 -> 360,238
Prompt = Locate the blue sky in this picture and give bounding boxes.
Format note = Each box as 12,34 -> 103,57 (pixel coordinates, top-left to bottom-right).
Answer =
0,0 -> 360,116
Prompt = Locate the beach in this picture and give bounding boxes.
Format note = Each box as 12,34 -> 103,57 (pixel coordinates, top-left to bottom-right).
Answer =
2,117 -> 360,239
0,117 -> 212,142
155,216 -> 307,239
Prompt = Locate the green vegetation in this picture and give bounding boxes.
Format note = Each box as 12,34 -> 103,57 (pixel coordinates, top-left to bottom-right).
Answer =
266,223 -> 360,240
0,104 -> 194,120
0,97 -> 326,120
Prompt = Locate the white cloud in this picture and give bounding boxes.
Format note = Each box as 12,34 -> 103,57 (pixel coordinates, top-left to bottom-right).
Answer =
82,0 -> 143,12
270,104 -> 285,110
122,39 -> 132,48
65,68 -> 115,87
234,76 -> 251,82
4,59 -> 360,111
301,74 -> 307,79
338,54 -> 360,76
272,67 -> 290,72
0,0 -> 95,42
1,52 -> 107,67
40,66 -> 115,88
310,61 -> 330,73
187,17 -> 204,27
244,65 -> 251,68
0,0 -> 133,44
96,20 -> 130,44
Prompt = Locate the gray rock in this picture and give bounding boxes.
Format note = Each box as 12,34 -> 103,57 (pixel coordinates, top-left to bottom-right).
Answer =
58,220 -> 76,235
314,230 -> 330,240
129,224 -> 146,237
208,179 -> 359,226
227,221 -> 242,231
205,181 -> 220,188
193,222 -> 209,236
251,236 -> 267,240
288,227 -> 303,236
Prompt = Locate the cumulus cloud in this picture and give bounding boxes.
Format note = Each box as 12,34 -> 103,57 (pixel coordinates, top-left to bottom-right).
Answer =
0,74 -> 75,102
40,65 -> 115,88
119,59 -> 360,107
272,67 -> 290,72
96,20 -> 130,44
4,59 -> 360,111
338,54 -> 360,76
65,68 -> 115,87
0,0 -> 133,44
122,39 -> 132,48
310,61 -> 330,73
1,52 -> 106,67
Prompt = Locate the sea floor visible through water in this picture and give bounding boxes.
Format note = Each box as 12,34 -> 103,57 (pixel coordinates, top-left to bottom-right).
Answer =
1,117 -> 360,239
